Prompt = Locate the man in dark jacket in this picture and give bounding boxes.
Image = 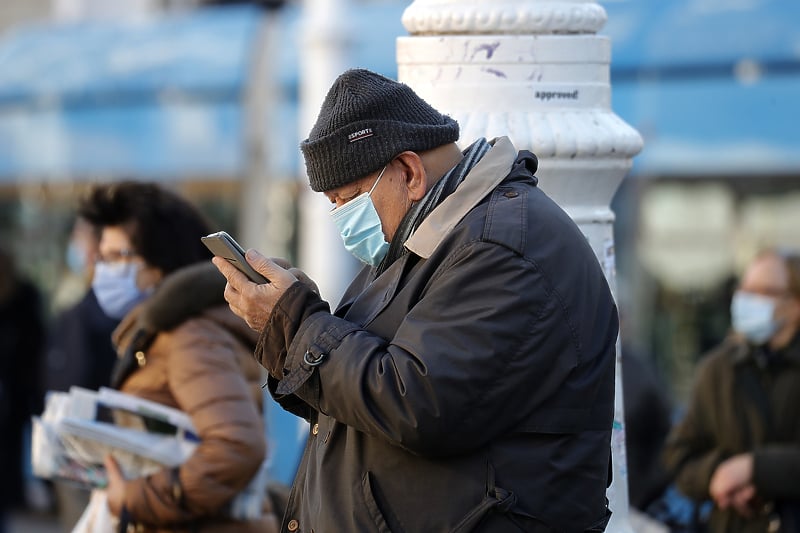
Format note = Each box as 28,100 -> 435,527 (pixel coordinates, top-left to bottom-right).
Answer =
663,249 -> 800,533
214,69 -> 618,532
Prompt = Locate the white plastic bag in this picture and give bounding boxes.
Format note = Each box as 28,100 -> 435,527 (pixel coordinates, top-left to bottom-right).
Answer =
72,489 -> 117,533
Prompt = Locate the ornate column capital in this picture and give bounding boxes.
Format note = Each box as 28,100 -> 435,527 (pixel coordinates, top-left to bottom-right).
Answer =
402,0 -> 607,35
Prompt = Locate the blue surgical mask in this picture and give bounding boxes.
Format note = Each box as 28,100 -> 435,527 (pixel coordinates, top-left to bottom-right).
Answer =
330,165 -> 390,266
66,241 -> 87,275
731,291 -> 780,345
92,261 -> 149,319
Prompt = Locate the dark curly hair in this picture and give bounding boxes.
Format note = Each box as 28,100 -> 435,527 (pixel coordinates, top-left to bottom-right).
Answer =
78,181 -> 213,275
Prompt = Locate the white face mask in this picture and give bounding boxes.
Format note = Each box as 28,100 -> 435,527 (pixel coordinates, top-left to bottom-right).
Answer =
92,261 -> 149,319
731,291 -> 781,345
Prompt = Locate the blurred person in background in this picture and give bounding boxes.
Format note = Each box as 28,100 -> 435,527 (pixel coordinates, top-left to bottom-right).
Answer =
623,350 -> 673,514
76,181 -> 281,533
43,215 -> 121,530
663,249 -> 800,533
0,245 -> 47,532
616,305 -> 674,532
617,305 -> 674,518
45,215 -> 120,394
51,216 -> 103,312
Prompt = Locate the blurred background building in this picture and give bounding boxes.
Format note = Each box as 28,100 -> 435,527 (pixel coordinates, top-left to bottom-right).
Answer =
603,0 -> 800,401
0,0 -> 799,525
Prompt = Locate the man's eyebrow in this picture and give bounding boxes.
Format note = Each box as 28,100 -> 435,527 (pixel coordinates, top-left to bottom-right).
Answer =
334,182 -> 365,200
340,188 -> 362,200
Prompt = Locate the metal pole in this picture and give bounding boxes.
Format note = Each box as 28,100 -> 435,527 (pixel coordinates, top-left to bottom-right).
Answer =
296,0 -> 359,306
240,12 -> 295,259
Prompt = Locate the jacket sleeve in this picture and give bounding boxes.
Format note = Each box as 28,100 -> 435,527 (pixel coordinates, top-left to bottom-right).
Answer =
122,319 -> 266,525
261,239 -> 615,457
753,444 -> 800,499
662,357 -> 723,501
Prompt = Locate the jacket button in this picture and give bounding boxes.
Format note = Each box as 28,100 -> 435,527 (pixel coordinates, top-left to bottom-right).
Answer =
312,423 -> 319,435
287,519 -> 299,531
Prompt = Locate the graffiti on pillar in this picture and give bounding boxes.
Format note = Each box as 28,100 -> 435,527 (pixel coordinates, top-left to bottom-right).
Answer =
603,238 -> 616,279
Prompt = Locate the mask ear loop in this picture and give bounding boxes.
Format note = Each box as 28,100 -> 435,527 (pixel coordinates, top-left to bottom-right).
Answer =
367,164 -> 388,196
329,164 -> 390,216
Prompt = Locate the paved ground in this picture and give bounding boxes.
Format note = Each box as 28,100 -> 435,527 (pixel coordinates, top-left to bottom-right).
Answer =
7,510 -> 61,533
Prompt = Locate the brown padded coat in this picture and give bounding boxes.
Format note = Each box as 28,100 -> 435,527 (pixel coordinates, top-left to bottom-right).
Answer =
111,262 -> 281,533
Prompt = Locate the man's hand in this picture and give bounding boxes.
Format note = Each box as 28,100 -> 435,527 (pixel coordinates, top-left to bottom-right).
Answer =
104,454 -> 125,517
271,257 -> 321,296
710,453 -> 756,516
212,249 -> 299,331
731,484 -> 758,518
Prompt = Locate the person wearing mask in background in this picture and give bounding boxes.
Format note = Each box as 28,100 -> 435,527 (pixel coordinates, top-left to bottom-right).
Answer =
51,215 -> 103,311
663,249 -> 800,533
77,181 -> 281,533
212,68 -> 618,532
0,245 -> 46,533
43,215 -> 121,530
616,303 -> 674,521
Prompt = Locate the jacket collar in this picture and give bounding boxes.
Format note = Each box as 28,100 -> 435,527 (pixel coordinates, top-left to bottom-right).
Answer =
113,261 -> 233,353
405,136 -> 518,259
110,261 -> 257,389
729,331 -> 800,366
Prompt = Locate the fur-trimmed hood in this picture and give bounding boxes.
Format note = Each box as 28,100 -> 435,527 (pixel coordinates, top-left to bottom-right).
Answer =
110,261 -> 258,388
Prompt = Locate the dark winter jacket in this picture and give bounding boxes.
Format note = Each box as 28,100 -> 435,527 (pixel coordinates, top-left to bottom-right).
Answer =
259,137 -> 618,532
0,274 -> 46,509
663,333 -> 800,533
44,288 -> 119,393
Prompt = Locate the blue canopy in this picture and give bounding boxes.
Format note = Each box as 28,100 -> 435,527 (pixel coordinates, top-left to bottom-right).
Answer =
0,0 -> 796,180
0,3 -> 405,181
600,0 -> 800,176
0,6 -> 264,181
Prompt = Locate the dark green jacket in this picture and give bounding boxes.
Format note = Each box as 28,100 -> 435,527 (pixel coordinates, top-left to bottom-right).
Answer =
663,333 -> 800,533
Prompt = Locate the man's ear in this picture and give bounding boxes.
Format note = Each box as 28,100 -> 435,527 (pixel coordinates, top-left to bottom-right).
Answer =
393,151 -> 428,202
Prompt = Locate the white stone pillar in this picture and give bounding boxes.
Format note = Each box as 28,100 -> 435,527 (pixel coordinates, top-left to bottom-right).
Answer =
397,1 -> 643,531
297,0 -> 359,306
240,13 -> 285,258
52,0 -> 159,21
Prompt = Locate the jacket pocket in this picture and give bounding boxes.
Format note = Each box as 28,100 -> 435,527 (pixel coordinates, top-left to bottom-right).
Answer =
361,472 -> 401,533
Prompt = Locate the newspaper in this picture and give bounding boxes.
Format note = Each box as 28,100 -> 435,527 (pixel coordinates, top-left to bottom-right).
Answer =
32,386 -> 268,520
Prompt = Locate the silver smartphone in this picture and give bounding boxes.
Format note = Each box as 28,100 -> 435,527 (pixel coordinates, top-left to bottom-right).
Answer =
201,231 -> 269,284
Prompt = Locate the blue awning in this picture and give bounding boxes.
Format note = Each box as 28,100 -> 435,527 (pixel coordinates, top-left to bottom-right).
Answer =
0,2 -> 407,182
0,5 -> 263,181
600,0 -> 800,176
3,1 -> 795,181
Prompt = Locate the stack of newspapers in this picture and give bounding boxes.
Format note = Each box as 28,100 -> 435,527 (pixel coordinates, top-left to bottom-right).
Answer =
32,386 -> 269,520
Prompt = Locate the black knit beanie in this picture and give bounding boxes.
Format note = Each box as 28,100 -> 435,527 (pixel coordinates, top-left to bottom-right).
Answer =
300,69 -> 460,192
